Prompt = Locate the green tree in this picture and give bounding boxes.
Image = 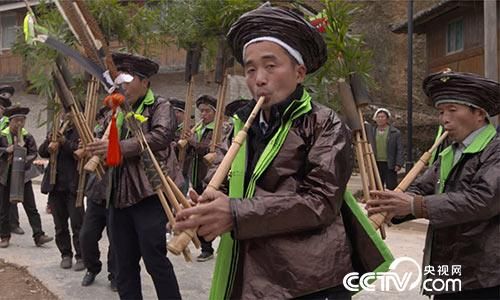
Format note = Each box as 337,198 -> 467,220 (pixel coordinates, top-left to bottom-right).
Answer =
305,0 -> 374,111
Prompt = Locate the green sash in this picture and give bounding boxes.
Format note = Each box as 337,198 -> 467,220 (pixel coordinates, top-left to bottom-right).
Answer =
191,121 -> 215,185
210,91 -> 312,300
0,116 -> 9,131
429,125 -> 444,166
438,124 -> 497,193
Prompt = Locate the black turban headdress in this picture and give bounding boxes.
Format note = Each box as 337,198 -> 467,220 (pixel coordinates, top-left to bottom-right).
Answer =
0,85 -> 15,97
112,52 -> 159,78
225,99 -> 250,117
169,98 -> 185,112
4,105 -> 30,119
196,95 -> 217,110
423,70 -> 500,116
227,5 -> 327,74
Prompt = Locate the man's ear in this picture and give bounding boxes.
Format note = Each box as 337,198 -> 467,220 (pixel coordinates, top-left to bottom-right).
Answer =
296,64 -> 306,84
141,78 -> 150,89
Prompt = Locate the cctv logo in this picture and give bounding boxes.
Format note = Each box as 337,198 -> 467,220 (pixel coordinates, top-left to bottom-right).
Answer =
343,257 -> 462,293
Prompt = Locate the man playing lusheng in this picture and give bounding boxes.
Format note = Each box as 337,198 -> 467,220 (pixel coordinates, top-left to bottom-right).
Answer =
183,94 -> 217,262
86,53 -> 181,299
368,70 -> 500,299
175,5 -> 354,299
0,86 -> 24,236
0,105 -> 53,248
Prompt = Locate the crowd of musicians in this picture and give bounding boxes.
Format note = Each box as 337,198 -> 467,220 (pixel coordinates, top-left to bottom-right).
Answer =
0,4 -> 499,300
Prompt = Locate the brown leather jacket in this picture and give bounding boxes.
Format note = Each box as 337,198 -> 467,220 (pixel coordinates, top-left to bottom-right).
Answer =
112,95 -> 183,209
405,131 -> 500,295
210,93 -> 355,298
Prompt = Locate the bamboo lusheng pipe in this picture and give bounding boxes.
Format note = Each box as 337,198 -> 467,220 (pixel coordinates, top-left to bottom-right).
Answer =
167,96 -> 265,256
84,118 -> 111,173
156,189 -> 192,262
368,131 -> 450,230
177,77 -> 195,165
338,79 -> 370,203
204,73 -> 229,166
138,130 -> 200,250
75,159 -> 85,208
356,107 -> 386,239
177,120 -> 203,149
49,117 -> 70,184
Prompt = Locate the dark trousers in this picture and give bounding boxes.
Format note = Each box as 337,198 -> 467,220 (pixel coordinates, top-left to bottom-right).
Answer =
0,182 -> 43,239
433,285 -> 500,299
296,284 -> 352,299
110,196 -> 180,300
80,198 -> 115,277
49,191 -> 84,259
376,161 -> 398,190
9,204 -> 20,229
199,236 -> 214,254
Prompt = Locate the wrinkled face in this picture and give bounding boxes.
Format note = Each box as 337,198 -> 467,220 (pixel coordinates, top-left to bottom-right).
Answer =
243,41 -> 306,110
375,112 -> 389,127
119,73 -> 149,105
198,103 -> 215,125
437,102 -> 487,143
9,116 -> 25,134
174,110 -> 184,124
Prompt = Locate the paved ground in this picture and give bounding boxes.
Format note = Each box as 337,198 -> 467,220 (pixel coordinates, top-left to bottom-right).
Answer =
0,176 -> 431,300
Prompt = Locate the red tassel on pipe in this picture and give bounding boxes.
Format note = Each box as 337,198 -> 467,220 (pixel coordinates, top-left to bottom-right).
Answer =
107,113 -> 121,166
104,93 -> 125,166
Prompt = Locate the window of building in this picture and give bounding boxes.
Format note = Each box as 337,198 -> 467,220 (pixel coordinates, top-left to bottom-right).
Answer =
1,13 -> 17,50
447,19 -> 464,54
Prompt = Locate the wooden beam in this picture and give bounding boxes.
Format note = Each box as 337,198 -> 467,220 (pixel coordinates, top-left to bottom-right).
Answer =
484,0 -> 498,126
428,47 -> 483,70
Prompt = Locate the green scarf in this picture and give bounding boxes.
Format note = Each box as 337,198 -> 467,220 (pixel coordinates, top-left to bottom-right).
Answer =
1,127 -> 28,145
116,88 -> 155,138
209,91 -> 312,300
438,124 -> 497,193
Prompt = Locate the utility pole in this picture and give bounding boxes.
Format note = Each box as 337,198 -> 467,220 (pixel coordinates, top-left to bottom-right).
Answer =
406,0 -> 414,173
484,0 -> 498,126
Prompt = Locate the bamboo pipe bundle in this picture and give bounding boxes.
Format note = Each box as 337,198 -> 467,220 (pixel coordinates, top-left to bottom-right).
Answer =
75,76 -> 100,207
204,73 -> 228,165
49,117 -> 70,185
136,129 -> 201,254
49,106 -> 62,185
338,79 -> 370,203
356,107 -> 386,238
52,67 -> 104,179
167,96 -> 265,256
368,131 -> 449,229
